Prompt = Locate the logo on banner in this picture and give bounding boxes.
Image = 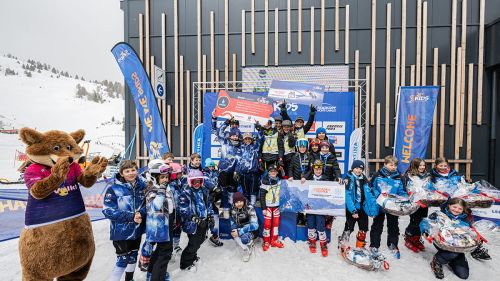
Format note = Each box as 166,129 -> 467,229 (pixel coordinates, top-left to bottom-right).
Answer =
273,102 -> 298,112
408,92 -> 430,103
324,122 -> 346,133
317,103 -> 337,113
330,135 -> 345,147
308,182 -> 344,200
217,96 -> 230,108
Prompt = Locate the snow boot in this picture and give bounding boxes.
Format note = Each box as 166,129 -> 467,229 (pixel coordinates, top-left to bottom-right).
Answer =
182,264 -> 197,273
320,241 -> 328,257
308,238 -> 317,253
404,235 -> 420,253
325,216 -> 334,229
271,239 -> 284,248
389,244 -> 401,259
169,245 -> 182,264
415,236 -> 425,251
355,231 -> 366,249
209,235 -> 224,247
471,245 -> 492,261
138,255 -> 150,272
262,241 -> 270,251
242,248 -> 251,262
431,256 -> 444,279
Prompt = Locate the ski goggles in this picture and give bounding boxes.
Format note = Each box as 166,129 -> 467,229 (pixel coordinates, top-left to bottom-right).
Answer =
189,177 -> 204,188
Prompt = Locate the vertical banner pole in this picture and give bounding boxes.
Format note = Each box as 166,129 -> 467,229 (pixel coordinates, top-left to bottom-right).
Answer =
211,11 -> 215,91
466,63 -> 473,180
174,0 -> 179,126
287,0 -> 291,53
395,49 -> 401,112
401,0 -> 406,87
225,0 -> 229,87
365,66 -> 371,174
187,70 -> 191,157
275,7 -> 279,66
298,0 -> 302,53
251,0 -> 255,54
265,0 -> 269,67
321,0 -> 325,65
161,13 -> 166,128
376,103 -> 381,171
432,48 -> 439,159
180,56 -> 184,161
335,0 -> 340,51
454,47 -> 462,171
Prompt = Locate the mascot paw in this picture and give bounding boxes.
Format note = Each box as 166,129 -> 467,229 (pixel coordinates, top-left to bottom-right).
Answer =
51,156 -> 71,180
85,156 -> 108,177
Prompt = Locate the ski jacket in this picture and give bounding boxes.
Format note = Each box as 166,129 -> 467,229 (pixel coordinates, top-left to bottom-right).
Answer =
370,167 -> 407,197
183,163 -> 203,175
289,152 -> 312,179
215,122 -> 242,173
344,171 -> 379,217
259,127 -> 284,158
429,168 -> 464,195
230,202 -> 259,236
177,184 -> 214,235
236,131 -> 265,174
203,167 -> 219,191
145,183 -> 176,242
420,200 -> 472,235
279,131 -> 297,156
402,171 -> 431,187
310,152 -> 342,181
103,175 -> 147,240
260,176 -> 286,209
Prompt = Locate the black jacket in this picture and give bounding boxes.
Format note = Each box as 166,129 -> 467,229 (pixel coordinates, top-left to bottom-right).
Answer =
289,152 -> 312,179
309,152 -> 342,181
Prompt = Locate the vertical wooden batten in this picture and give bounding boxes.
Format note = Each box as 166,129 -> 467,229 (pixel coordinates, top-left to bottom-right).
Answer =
211,11 -> 215,90
384,3 -> 391,147
440,64 -> 446,158
137,13 -> 143,161
395,49 -> 401,111
225,0 -> 229,88
354,50 -> 359,128
275,7 -> 279,66
298,0 -> 302,53
265,0 -> 269,67
335,0 -> 340,51
477,0 -> 485,125
376,103 -> 381,171
287,0 -> 291,53
321,0 -> 325,65
251,0 -> 255,54
432,48 -> 439,159
416,0 -> 422,86
466,63 -> 473,179
421,1 -> 428,85
310,6 -> 315,65
371,0 -> 376,126
174,0 -> 179,126
242,10 -> 246,67
186,70 -> 191,156
179,56 -> 184,160
401,0 -> 406,86
449,0 -> 457,126
345,5 -> 350,64
161,13 -> 166,130
145,0 -> 150,74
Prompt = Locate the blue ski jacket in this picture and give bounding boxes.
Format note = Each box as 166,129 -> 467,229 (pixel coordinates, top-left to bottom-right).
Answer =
344,171 -> 379,217
230,202 -> 259,237
236,131 -> 264,174
371,167 -> 407,197
203,167 -> 220,191
145,183 -> 176,243
214,122 -> 242,173
177,184 -> 214,235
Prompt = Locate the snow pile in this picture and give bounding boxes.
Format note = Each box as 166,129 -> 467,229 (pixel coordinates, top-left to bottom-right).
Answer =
1,216 -> 499,281
0,55 -> 124,181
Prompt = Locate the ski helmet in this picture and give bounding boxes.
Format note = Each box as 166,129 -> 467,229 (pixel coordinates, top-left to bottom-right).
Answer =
148,159 -> 167,173
187,170 -> 204,188
309,138 -> 321,148
205,158 -> 216,168
169,162 -> 183,180
296,138 -> 309,149
267,164 -> 278,172
320,141 -> 331,148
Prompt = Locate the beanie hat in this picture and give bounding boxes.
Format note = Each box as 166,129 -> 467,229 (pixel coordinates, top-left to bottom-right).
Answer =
205,158 -> 215,167
229,127 -> 241,137
274,115 -> 283,122
233,192 -> 246,203
351,160 -> 365,171
296,116 -> 305,122
316,127 -> 327,135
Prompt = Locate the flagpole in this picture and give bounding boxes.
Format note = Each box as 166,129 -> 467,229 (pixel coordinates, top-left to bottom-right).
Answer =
393,86 -> 402,156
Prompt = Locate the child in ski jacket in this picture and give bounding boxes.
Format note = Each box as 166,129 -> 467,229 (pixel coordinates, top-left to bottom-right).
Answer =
103,160 -> 147,281
311,140 -> 342,183
369,155 -> 407,258
256,118 -> 284,173
236,131 -> 265,205
230,192 -> 259,262
430,157 -> 465,196
177,170 -> 215,272
305,160 -> 330,257
203,158 -> 224,247
289,138 -> 312,181
341,160 -> 378,250
260,165 -> 287,251
279,102 -> 317,139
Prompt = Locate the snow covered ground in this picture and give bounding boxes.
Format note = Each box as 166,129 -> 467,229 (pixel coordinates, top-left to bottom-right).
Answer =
0,217 -> 499,281
0,55 -> 124,181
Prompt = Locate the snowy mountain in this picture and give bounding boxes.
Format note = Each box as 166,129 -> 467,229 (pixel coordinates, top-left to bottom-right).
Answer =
0,54 -> 125,181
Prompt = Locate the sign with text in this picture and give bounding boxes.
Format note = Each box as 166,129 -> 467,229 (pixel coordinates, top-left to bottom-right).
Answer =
153,65 -> 166,99
268,80 -> 325,106
213,90 -> 274,124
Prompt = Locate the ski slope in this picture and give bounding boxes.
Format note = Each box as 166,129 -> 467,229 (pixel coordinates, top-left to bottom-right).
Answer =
0,55 -> 124,181
0,217 -> 498,281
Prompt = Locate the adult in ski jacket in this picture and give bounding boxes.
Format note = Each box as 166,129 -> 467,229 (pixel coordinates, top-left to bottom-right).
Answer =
279,102 -> 317,139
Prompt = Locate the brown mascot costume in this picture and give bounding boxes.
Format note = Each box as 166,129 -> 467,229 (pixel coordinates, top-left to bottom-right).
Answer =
18,128 -> 108,281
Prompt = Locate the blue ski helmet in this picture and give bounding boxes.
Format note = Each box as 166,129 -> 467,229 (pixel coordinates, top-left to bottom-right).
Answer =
205,158 -> 216,168
296,138 -> 309,148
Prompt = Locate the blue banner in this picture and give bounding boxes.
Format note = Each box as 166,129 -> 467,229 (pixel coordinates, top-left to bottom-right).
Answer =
202,91 -> 354,176
280,180 -> 345,216
111,42 -> 169,159
0,180 -> 110,242
192,124 -> 204,155
394,86 -> 439,174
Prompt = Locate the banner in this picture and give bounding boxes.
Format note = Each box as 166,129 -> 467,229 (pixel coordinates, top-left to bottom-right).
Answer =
348,128 -> 363,171
268,80 -> 325,106
111,42 -> 169,158
281,180 -> 345,216
213,90 -> 274,124
394,86 -> 439,174
203,91 -> 355,176
153,65 -> 166,100
0,180 -> 110,241
192,123 -> 204,155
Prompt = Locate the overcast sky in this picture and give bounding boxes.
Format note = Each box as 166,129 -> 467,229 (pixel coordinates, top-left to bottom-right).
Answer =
0,0 -> 123,82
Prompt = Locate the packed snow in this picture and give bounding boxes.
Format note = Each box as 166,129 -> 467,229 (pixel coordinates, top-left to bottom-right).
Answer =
0,55 -> 124,181
0,216 -> 499,281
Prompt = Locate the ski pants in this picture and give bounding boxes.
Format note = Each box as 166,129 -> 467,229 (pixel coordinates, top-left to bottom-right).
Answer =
180,224 -> 207,269
148,241 -> 173,281
219,171 -> 238,209
435,247 -> 469,280
344,209 -> 369,233
282,153 -> 295,178
239,172 -> 260,205
405,206 -> 428,237
306,214 -> 327,242
263,207 -> 281,244
370,212 -> 399,249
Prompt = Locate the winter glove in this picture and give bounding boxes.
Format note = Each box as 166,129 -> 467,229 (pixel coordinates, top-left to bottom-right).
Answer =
279,100 -> 287,111
310,104 -> 317,114
233,172 -> 240,182
254,121 -> 262,131
277,158 -> 284,169
224,117 -> 233,125
207,215 -> 215,229
192,215 -> 208,228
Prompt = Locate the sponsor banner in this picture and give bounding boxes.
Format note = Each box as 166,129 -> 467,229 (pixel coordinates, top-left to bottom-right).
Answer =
330,135 -> 345,147
335,149 -> 345,161
192,124 -> 204,155
0,180 -> 110,241
268,80 -> 325,106
394,86 -> 439,174
472,203 -> 500,226
280,180 -> 345,216
338,162 -> 345,175
348,128 -> 363,170
203,91 -> 354,177
111,42 -> 169,157
214,90 -> 274,124
153,65 -> 166,99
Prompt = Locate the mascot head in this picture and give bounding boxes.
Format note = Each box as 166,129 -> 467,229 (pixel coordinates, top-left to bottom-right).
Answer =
19,128 -> 85,167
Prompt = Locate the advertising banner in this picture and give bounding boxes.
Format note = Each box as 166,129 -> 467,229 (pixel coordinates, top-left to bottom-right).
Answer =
348,128 -> 363,170
192,124 -> 204,155
111,42 -> 169,158
213,90 -> 274,124
394,86 -> 439,174
268,80 -> 325,106
281,180 -> 345,216
153,65 -> 166,100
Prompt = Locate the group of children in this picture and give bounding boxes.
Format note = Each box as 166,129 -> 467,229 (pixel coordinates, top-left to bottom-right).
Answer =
101,102 -> 492,280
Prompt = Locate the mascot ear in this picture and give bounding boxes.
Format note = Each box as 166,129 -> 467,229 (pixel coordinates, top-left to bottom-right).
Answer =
19,128 -> 44,146
70,129 -> 86,144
